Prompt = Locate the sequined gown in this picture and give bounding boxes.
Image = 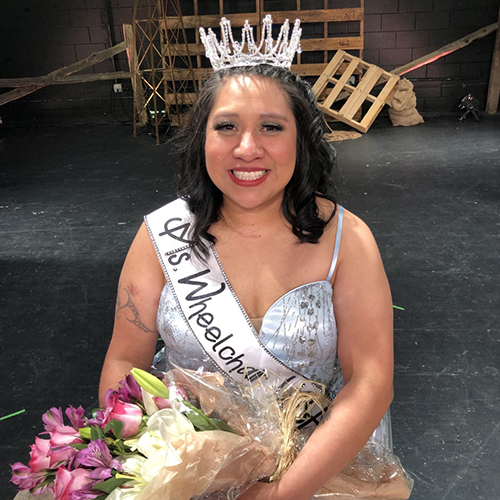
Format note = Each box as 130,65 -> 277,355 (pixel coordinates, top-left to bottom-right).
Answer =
155,207 -> 346,400
153,203 -> 392,448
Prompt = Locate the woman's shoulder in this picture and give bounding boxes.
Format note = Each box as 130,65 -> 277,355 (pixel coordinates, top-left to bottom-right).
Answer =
337,208 -> 386,275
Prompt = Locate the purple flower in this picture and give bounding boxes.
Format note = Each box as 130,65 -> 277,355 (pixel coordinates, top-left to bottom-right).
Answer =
117,374 -> 142,403
87,409 -> 105,427
65,406 -> 86,429
70,491 -> 101,500
10,462 -> 46,491
43,407 -> 65,432
76,440 -> 122,480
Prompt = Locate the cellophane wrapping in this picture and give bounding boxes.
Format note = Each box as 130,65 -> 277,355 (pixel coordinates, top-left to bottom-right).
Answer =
149,356 -> 413,500
136,364 -> 284,500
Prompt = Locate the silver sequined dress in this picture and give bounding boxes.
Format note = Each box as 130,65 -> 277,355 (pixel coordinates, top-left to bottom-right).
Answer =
155,207 -> 345,400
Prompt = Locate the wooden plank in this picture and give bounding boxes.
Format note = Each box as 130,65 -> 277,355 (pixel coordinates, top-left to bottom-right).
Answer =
0,42 -> 129,106
311,50 -> 346,96
359,74 -> 399,130
123,23 -> 148,127
164,92 -> 198,105
0,86 -> 43,106
162,13 -> 260,29
340,66 -> 382,120
261,8 -> 364,23
46,41 -> 127,81
392,22 -> 499,76
167,36 -> 362,57
162,8 -> 363,29
486,8 -> 500,114
300,37 -> 363,51
323,57 -> 360,109
321,106 -> 366,133
0,72 -> 131,88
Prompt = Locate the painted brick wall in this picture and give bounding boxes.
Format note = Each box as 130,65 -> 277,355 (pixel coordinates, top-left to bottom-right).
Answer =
0,0 -> 498,125
0,0 -> 134,126
364,0 -> 499,114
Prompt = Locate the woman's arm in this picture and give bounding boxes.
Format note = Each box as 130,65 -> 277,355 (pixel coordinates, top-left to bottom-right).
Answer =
98,222 -> 165,407
239,211 -> 394,500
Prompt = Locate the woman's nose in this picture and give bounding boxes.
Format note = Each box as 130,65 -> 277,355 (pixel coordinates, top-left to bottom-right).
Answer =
233,132 -> 263,160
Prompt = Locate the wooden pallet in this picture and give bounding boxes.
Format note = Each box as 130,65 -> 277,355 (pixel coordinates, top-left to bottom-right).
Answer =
312,50 -> 399,133
157,0 -> 364,82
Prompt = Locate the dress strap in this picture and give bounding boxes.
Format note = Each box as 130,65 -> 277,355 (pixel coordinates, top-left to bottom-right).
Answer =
326,205 -> 344,282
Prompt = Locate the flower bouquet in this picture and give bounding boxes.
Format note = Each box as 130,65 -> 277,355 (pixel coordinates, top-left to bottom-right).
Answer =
11,367 -> 282,500
12,363 -> 413,500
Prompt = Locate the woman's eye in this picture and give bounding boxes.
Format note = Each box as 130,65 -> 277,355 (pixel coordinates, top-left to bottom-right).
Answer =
263,123 -> 283,132
214,122 -> 235,131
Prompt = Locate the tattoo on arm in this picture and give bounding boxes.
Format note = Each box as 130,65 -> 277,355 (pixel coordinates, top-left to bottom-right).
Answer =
115,285 -> 156,334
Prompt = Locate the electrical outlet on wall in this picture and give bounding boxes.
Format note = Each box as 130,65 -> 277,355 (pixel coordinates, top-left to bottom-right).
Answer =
113,83 -> 123,93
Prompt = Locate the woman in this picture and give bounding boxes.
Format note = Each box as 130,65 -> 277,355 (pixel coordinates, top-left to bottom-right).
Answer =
99,63 -> 394,500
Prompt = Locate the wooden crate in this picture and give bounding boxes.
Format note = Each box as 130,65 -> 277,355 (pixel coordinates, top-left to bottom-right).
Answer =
312,50 -> 399,133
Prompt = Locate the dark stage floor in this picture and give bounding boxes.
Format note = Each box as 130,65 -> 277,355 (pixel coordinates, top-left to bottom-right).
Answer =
1,115 -> 499,499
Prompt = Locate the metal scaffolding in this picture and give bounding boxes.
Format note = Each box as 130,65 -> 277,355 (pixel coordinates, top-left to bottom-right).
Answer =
131,0 -> 199,143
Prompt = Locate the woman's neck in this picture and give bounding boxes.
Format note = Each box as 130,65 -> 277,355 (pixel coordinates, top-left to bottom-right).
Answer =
216,197 -> 289,238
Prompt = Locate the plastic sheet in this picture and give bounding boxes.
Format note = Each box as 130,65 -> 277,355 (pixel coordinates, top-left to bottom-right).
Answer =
151,352 -> 413,500
135,363 -> 283,500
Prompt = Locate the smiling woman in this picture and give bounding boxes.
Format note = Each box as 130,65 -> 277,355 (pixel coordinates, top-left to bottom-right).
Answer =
95,38 -> 403,499
205,75 -> 297,212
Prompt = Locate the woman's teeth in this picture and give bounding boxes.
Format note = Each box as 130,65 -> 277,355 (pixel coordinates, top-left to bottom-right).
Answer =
232,170 -> 268,180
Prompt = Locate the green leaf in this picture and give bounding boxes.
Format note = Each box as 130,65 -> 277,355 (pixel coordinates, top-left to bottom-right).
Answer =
91,476 -> 131,494
70,443 -> 88,450
211,418 -> 236,433
183,411 -> 215,431
104,419 -> 124,440
90,425 -> 105,441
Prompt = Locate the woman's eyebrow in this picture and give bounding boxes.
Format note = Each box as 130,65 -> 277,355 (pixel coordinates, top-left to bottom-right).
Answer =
210,112 -> 290,122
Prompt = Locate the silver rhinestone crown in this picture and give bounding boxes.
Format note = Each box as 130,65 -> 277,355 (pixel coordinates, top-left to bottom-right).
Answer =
199,15 -> 302,71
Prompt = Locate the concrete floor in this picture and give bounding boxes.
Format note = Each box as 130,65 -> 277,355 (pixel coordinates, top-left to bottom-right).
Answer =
1,114 -> 499,499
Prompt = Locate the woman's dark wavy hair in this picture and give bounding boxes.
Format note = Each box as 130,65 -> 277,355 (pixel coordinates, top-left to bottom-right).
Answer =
176,64 -> 341,255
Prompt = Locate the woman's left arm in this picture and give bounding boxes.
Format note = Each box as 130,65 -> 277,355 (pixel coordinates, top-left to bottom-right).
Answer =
239,211 -> 394,500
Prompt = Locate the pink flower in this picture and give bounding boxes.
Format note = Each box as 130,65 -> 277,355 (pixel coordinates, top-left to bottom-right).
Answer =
53,467 -> 94,500
48,425 -> 83,467
153,396 -> 171,410
10,462 -> 46,491
50,426 -> 83,448
42,407 -> 65,432
102,393 -> 143,438
28,437 -> 51,472
65,406 -> 86,429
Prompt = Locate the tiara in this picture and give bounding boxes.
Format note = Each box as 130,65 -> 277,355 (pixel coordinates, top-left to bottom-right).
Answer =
199,15 -> 302,71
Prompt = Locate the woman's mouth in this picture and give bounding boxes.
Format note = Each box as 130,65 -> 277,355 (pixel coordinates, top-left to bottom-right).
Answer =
229,169 -> 270,186
231,169 -> 268,181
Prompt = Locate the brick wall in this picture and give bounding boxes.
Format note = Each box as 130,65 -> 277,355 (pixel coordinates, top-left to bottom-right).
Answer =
0,0 -> 498,125
0,0 -> 134,126
364,0 -> 499,114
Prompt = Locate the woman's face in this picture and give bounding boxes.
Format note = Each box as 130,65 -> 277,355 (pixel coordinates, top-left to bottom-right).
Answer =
205,75 -> 297,213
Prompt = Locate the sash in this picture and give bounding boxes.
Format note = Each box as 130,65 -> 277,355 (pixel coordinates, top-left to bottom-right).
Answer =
145,199 -> 329,428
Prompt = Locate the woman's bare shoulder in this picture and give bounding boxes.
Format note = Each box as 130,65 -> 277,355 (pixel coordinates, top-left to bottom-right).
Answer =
340,208 -> 379,249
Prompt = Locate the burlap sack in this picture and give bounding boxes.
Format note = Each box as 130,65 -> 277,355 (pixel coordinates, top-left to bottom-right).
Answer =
386,78 -> 424,127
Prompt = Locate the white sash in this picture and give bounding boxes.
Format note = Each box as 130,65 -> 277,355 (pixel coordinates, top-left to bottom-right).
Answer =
145,199 -> 328,427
